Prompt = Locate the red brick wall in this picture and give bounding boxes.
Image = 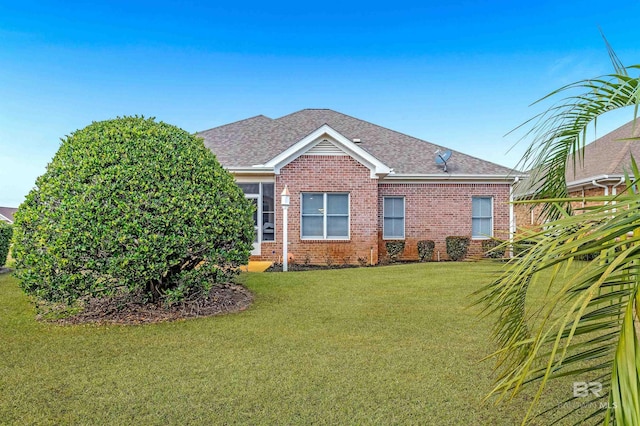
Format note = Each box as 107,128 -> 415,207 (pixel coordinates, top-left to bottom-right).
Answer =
514,185 -> 625,230
514,202 -> 544,230
250,156 -> 511,263
378,183 -> 511,260
255,155 -> 380,265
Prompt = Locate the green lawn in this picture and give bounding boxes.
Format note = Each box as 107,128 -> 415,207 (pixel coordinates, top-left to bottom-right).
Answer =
0,262 -> 584,425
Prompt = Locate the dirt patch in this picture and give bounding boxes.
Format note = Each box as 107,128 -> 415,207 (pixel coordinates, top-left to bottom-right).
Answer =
51,283 -> 253,325
0,267 -> 13,275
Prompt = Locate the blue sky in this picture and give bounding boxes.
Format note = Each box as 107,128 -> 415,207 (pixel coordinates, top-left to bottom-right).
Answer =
2,0 -> 640,206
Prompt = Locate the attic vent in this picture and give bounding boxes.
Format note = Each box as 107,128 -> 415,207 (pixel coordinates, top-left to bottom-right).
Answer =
306,139 -> 347,156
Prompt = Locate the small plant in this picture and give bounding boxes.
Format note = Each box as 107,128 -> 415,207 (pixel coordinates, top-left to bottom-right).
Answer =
357,256 -> 368,267
342,256 -> 351,266
385,241 -> 405,262
325,250 -> 334,267
303,254 -> 311,265
0,223 -> 12,268
445,236 -> 470,261
481,239 -> 505,259
417,240 -> 435,262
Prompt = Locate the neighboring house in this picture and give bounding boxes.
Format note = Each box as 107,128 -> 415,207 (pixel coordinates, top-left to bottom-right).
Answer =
0,207 -> 17,224
198,109 -> 520,263
515,119 -> 640,229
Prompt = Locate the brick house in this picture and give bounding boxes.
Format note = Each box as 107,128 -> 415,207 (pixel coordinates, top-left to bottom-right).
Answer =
198,109 -> 519,264
514,119 -> 640,229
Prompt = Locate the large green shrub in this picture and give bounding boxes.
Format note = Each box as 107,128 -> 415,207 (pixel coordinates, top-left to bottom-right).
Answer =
445,236 -> 470,261
12,117 -> 254,304
0,223 -> 12,267
417,240 -> 435,262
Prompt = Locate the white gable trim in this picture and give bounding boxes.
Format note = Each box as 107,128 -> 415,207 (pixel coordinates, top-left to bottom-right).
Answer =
0,213 -> 13,224
262,125 -> 391,178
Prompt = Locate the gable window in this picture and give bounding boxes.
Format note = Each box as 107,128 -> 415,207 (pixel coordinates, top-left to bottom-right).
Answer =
301,193 -> 349,239
472,196 -> 493,239
383,197 -> 405,239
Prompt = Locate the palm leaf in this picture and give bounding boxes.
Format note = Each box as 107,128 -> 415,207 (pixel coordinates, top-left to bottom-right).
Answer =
476,186 -> 640,424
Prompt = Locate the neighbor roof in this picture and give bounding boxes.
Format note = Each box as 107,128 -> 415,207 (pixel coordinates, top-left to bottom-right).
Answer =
0,207 -> 17,224
566,118 -> 640,183
198,109 -> 516,176
513,119 -> 640,197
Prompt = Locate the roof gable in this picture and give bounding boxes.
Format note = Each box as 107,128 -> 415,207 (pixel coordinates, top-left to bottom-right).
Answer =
261,124 -> 391,178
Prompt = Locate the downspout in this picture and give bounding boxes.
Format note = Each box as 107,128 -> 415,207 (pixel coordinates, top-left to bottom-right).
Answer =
509,177 -> 519,258
592,178 -> 610,217
592,178 -> 609,202
611,177 -> 625,196
611,177 -> 625,212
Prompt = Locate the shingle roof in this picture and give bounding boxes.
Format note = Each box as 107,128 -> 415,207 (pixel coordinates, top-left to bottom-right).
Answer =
197,109 -> 515,175
0,207 -> 17,223
567,119 -> 640,183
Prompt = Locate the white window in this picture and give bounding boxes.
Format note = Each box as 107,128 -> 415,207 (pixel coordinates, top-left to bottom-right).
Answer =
383,197 -> 405,239
472,197 -> 493,238
301,193 -> 349,239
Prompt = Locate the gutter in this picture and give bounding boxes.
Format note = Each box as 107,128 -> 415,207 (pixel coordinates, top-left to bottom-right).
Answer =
381,173 -> 523,183
566,174 -> 624,191
227,166 -> 275,174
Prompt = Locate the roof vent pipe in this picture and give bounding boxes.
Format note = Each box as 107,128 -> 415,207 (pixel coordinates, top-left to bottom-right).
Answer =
353,138 -> 361,143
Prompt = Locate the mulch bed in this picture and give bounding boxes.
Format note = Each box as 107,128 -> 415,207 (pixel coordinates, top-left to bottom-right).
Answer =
265,263 -> 360,272
50,283 -> 253,325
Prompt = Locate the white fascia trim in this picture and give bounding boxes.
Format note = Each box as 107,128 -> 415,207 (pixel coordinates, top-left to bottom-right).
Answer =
227,166 -> 275,174
381,174 -> 521,184
0,214 -> 12,224
262,124 -> 391,179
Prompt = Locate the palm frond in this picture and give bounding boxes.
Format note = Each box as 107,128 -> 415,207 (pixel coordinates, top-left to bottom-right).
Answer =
476,188 -> 640,424
514,73 -> 640,221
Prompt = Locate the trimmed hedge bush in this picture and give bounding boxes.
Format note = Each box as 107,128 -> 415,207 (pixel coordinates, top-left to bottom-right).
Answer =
385,241 -> 405,262
481,239 -> 505,259
446,236 -> 470,261
12,117 -> 254,304
0,222 -> 12,267
417,240 -> 435,262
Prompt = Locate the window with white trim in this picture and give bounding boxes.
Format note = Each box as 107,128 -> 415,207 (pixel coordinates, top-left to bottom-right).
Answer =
472,196 -> 493,238
383,197 -> 405,239
301,193 -> 349,239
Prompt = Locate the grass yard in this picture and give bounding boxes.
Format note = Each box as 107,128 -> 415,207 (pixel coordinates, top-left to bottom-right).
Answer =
1,262 -> 586,425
